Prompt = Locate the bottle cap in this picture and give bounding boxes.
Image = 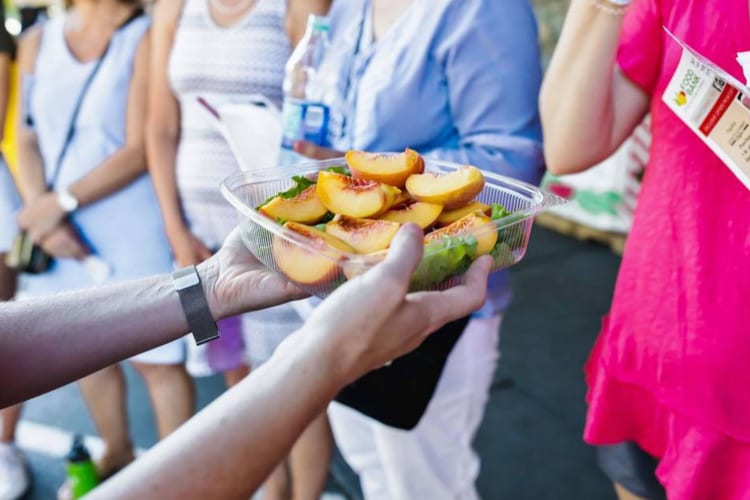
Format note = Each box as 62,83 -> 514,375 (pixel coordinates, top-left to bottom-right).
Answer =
66,434 -> 91,463
307,14 -> 329,32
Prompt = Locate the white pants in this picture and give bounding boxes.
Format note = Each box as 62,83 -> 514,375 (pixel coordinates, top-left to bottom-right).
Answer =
328,315 -> 501,500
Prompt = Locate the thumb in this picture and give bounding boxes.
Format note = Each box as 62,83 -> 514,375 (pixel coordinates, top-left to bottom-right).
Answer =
371,224 -> 424,292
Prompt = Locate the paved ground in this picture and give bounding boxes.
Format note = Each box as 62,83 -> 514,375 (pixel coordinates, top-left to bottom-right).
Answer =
13,226 -> 622,499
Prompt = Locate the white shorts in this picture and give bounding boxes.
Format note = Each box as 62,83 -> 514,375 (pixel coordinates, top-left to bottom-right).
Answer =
0,163 -> 21,253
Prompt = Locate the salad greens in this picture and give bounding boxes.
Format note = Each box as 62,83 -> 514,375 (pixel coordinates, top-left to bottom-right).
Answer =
258,167 -> 351,210
325,165 -> 351,176
411,234 -> 478,288
491,203 -> 526,250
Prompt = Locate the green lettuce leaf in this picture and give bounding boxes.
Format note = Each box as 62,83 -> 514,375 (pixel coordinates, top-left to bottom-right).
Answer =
325,166 -> 351,176
411,235 -> 478,289
257,175 -> 316,209
490,203 -> 525,250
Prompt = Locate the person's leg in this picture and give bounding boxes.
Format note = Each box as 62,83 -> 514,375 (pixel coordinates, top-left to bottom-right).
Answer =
133,363 -> 194,438
288,412 -> 332,500
597,443 -> 666,500
330,316 -> 501,500
223,365 -> 250,388
615,482 -> 649,500
78,365 -> 134,474
0,405 -> 22,444
261,463 -> 290,500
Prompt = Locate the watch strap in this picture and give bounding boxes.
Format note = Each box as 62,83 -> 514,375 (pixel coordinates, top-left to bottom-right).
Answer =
173,266 -> 220,345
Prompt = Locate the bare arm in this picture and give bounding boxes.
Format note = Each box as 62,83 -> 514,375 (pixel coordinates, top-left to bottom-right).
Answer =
286,0 -> 332,46
0,53 -> 11,144
15,25 -> 46,203
0,226 -> 491,498
65,31 -> 152,207
540,0 -> 650,175
93,226 -> 491,499
146,0 -> 184,235
146,0 -> 213,266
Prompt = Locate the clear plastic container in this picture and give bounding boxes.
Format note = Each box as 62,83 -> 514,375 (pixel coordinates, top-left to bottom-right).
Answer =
221,158 -> 564,298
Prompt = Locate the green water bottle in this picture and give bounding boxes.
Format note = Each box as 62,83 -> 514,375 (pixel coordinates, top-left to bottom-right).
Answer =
65,434 -> 99,498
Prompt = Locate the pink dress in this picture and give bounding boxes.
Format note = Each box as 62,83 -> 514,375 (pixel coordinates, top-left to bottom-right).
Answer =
583,0 -> 750,498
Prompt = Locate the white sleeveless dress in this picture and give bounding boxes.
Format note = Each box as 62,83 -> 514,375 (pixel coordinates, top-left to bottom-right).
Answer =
20,15 -> 184,364
168,0 -> 303,370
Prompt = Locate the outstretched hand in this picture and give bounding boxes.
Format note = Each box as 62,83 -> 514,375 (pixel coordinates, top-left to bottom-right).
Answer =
198,228 -> 308,320
293,224 -> 493,385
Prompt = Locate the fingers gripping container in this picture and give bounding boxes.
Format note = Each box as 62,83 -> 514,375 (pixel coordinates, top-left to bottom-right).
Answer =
221,159 -> 564,298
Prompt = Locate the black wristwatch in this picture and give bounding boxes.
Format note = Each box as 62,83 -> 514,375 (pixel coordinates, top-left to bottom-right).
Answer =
173,266 -> 220,345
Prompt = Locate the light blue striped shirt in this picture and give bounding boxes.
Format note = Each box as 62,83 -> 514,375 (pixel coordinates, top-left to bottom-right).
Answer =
322,0 -> 545,315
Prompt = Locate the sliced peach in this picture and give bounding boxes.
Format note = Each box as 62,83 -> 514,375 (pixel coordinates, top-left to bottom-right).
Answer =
392,191 -> 415,207
424,212 -> 497,255
326,216 -> 400,254
259,186 -> 328,224
379,202 -> 443,229
374,183 -> 403,217
346,148 -> 425,188
406,166 -> 485,209
316,171 -> 401,218
436,201 -> 491,226
273,222 -> 354,285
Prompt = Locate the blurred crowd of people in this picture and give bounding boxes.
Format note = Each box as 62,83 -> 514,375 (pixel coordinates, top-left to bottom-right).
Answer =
0,0 -> 748,499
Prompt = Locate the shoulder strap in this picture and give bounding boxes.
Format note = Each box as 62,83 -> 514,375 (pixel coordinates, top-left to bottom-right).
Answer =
46,8 -> 145,189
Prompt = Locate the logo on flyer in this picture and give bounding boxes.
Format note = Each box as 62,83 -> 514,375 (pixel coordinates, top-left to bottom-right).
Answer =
674,90 -> 688,106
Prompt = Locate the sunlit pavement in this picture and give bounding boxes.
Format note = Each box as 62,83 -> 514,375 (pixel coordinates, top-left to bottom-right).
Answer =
16,227 -> 620,499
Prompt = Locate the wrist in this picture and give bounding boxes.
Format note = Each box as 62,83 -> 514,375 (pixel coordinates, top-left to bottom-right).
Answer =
587,0 -> 631,14
279,328 -> 354,390
54,188 -> 79,214
166,219 -> 190,240
195,258 -> 222,321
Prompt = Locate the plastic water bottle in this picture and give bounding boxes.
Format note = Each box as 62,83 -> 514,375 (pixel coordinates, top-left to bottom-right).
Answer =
65,434 -> 99,498
279,14 -> 331,165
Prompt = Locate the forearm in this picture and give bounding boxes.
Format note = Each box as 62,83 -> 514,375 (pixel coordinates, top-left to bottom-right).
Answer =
147,131 -> 185,232
16,137 -> 47,203
94,332 -> 342,499
0,273 -> 188,407
68,146 -> 147,207
0,55 -> 10,143
540,0 -> 625,170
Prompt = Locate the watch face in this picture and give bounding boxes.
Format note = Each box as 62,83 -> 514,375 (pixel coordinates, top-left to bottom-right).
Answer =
57,191 -> 78,212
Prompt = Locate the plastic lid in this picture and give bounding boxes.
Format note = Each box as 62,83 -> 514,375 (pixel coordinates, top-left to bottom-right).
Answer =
307,14 -> 329,32
66,434 -> 91,463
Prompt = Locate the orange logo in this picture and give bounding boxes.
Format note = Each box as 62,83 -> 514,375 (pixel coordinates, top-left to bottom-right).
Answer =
675,90 -> 688,106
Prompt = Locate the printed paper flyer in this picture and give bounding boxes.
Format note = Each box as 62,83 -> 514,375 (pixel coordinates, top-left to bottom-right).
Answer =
663,28 -> 750,191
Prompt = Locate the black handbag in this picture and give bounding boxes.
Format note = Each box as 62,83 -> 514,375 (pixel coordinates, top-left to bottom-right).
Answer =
5,9 -> 144,274
335,315 -> 470,430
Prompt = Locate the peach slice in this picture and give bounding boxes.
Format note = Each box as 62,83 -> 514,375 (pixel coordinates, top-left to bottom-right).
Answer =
273,222 -> 354,285
436,201 -> 491,226
259,186 -> 328,224
424,212 -> 497,255
316,171 -> 401,218
405,166 -> 485,209
346,148 -> 425,188
379,202 -> 443,229
326,216 -> 401,254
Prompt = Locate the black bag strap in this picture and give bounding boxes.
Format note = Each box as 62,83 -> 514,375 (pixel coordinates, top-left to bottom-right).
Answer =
45,8 -> 145,190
